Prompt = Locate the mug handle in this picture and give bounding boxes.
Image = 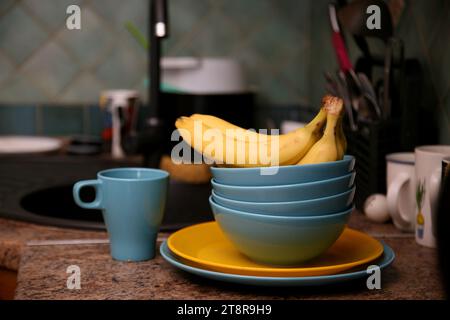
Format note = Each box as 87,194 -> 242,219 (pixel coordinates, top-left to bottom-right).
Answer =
429,167 -> 441,237
73,180 -> 103,209
387,172 -> 413,230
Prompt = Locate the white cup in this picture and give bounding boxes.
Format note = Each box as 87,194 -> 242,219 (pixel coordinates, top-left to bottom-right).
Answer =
414,145 -> 450,247
386,152 -> 415,232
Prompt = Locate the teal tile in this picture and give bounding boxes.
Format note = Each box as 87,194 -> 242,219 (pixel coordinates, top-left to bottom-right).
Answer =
217,0 -> 273,32
87,105 -> 104,137
168,0 -> 211,33
0,74 -> 47,103
0,52 -> 14,84
0,5 -> 48,64
0,0 -> 15,13
279,55 -> 310,105
23,0 -> 83,31
257,70 -> 299,105
246,17 -> 304,63
41,106 -> 84,136
0,105 -> 36,135
163,0 -> 212,54
95,46 -> 144,89
272,0 -> 311,28
90,0 -> 148,32
59,73 -> 104,104
56,7 -> 113,68
183,11 -> 239,56
21,41 -> 77,97
233,48 -> 265,89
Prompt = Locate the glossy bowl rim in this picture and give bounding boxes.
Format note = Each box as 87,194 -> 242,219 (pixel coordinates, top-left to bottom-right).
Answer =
211,171 -> 355,190
211,155 -> 355,173
211,186 -> 355,206
210,196 -> 354,221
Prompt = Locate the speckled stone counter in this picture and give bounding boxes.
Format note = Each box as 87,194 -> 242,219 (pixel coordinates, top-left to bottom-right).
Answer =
1,214 -> 446,299
0,218 -> 107,271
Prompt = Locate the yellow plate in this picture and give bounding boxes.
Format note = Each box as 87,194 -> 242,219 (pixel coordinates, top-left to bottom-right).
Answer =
167,222 -> 384,277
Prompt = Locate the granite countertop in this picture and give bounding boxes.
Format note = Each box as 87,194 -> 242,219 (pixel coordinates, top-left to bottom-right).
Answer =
1,214 -> 446,300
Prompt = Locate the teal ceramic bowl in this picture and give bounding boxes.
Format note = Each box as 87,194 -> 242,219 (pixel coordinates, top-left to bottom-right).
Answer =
211,172 -> 355,202
211,155 -> 355,186
210,197 -> 352,265
211,187 -> 355,216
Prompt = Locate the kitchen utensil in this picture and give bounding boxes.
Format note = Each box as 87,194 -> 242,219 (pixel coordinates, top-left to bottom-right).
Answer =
329,3 -> 364,119
211,187 -> 355,216
211,172 -> 355,203
210,155 -> 355,186
331,1 -> 387,124
358,73 -> 382,118
337,0 -> 393,41
415,146 -> 450,248
160,240 -> 394,287
0,136 -> 62,154
346,69 -> 378,123
329,4 -> 353,72
73,168 -> 169,261
167,221 -> 382,276
358,73 -> 377,105
386,152 -> 415,232
324,71 -> 338,96
336,72 -> 357,131
362,92 -> 382,119
210,198 -> 352,265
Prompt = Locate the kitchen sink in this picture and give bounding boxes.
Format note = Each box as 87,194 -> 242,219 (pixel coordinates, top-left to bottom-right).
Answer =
20,184 -> 103,223
0,155 -> 212,231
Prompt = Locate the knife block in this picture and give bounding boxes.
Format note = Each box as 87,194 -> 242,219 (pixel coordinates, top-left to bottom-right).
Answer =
344,119 -> 403,211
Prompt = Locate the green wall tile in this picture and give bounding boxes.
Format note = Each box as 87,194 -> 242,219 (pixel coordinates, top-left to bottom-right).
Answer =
0,105 -> 36,135
23,0 -> 83,32
87,105 -> 104,137
55,7 -> 113,68
21,41 -> 77,97
0,5 -> 48,64
41,105 -> 84,136
0,74 -> 47,103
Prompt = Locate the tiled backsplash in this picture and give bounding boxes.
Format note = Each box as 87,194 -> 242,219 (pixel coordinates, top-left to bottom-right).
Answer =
0,0 -> 449,142
0,0 -> 311,105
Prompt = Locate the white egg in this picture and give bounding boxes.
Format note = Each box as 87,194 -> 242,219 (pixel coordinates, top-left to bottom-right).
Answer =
364,194 -> 390,223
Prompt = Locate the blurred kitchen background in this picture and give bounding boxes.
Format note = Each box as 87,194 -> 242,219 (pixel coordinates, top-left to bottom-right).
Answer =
0,0 -> 448,143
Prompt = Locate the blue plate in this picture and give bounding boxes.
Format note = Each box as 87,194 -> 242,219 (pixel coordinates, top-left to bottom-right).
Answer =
211,172 -> 355,202
160,241 -> 395,287
211,187 -> 355,216
211,155 -> 355,186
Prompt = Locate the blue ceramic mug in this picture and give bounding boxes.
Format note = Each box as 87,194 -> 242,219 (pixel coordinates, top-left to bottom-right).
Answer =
73,168 -> 169,261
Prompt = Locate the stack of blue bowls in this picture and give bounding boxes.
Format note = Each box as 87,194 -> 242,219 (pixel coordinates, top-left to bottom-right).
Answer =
209,155 -> 356,266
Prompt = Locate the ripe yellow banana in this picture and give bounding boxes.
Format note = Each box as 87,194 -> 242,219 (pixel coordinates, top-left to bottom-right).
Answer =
298,96 -> 344,165
175,108 -> 327,167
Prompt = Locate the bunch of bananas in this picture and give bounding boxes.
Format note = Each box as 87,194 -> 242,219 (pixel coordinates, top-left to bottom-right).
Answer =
175,95 -> 346,167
